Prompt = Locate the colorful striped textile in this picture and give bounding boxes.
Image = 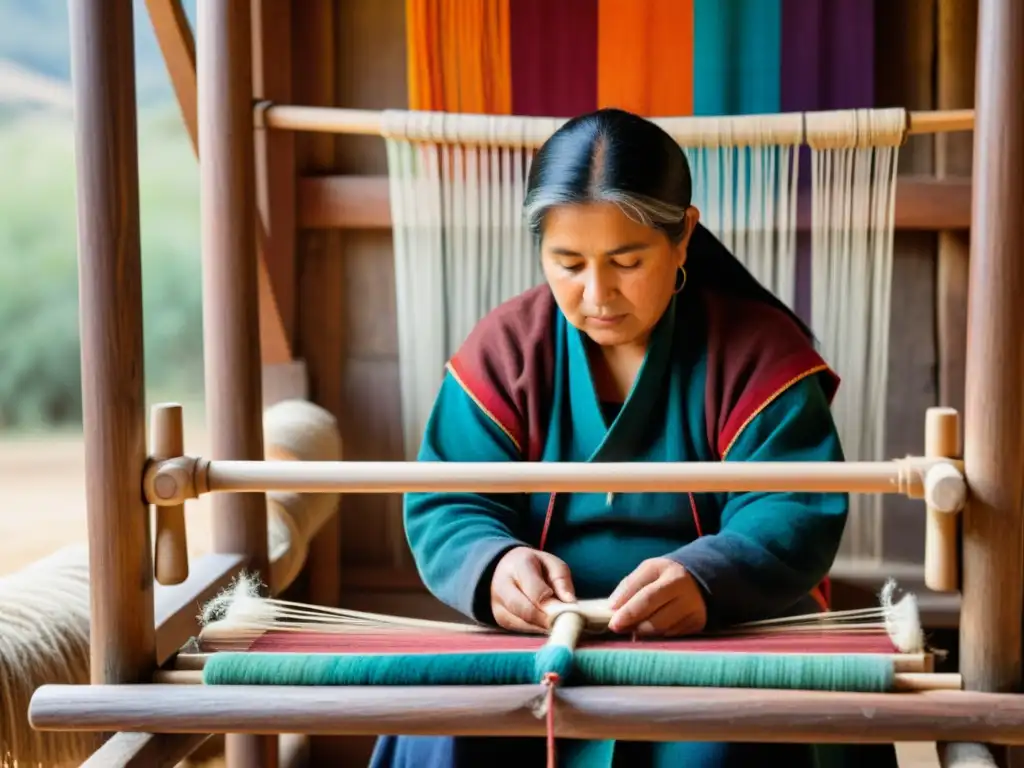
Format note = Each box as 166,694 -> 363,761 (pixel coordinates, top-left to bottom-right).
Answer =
404,0 -> 874,119
401,0 -> 878,325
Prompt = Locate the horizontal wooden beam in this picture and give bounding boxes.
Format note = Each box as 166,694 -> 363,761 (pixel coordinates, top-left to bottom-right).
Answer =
297,174 -> 972,232
29,684 -> 1024,744
299,174 -> 393,229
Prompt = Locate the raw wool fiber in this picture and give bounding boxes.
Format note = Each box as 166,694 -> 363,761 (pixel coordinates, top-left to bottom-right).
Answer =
0,398 -> 342,767
0,543 -> 96,768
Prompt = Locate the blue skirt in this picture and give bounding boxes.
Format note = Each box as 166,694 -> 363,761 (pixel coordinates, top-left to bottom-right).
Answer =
369,735 -> 900,767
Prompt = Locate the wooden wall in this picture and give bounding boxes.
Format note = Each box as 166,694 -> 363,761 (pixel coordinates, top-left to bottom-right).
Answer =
284,0 -> 975,625
290,0 -> 440,623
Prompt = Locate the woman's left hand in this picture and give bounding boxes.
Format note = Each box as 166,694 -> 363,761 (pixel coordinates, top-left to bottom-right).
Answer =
606,558 -> 708,636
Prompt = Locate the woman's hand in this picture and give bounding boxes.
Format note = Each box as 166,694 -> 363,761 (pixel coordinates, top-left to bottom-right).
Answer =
607,557 -> 707,636
490,546 -> 576,633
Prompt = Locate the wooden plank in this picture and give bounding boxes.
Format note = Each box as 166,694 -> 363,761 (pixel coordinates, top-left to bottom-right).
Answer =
293,0 -> 344,611
310,0 -> 411,591
935,0 -> 977,417
297,174 -> 974,232
339,358 -> 405,568
253,0 -> 298,365
299,174 -> 392,228
143,0 -> 198,148
81,733 -> 211,768
154,553 -> 247,664
262,360 -> 310,408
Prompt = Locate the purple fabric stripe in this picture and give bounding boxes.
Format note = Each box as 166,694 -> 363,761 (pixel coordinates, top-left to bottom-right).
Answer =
781,0 -> 874,112
509,0 -> 598,117
780,0 -> 875,324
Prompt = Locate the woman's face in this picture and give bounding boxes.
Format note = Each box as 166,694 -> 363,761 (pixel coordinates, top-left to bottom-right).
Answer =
540,202 -> 698,349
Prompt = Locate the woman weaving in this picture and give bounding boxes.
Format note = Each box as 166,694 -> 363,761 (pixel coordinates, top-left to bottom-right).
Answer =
371,109 -> 897,767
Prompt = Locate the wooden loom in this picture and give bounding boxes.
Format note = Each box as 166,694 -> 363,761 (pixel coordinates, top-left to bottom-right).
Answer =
21,2 -> 1024,768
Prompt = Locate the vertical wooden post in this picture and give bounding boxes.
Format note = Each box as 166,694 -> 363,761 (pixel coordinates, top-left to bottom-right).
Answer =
960,0 -> 1024,733
253,0 -> 297,367
935,0 -> 976,416
196,1 -> 275,765
67,0 -> 155,685
293,0 -> 343,611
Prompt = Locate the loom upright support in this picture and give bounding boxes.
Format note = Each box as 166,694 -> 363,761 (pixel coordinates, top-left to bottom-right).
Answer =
196,0 -> 275,765
67,0 -> 156,689
954,0 -> 1024,765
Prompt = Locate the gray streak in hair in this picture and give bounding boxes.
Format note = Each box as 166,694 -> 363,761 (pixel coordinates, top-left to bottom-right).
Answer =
523,187 -> 690,244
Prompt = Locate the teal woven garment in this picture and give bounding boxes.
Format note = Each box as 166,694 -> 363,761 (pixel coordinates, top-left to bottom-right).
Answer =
571,650 -> 894,691
202,649 -> 894,692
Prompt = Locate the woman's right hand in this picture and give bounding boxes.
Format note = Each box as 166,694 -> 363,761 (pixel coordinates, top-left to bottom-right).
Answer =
490,546 -> 577,633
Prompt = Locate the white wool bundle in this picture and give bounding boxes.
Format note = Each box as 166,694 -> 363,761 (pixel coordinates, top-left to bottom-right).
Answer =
0,543 -> 98,767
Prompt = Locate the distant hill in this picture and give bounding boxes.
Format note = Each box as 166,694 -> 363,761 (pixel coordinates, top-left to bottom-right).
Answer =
0,0 -> 198,108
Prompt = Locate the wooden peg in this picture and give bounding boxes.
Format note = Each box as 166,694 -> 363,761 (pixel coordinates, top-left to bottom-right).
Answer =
924,407 -> 962,592
151,403 -> 189,585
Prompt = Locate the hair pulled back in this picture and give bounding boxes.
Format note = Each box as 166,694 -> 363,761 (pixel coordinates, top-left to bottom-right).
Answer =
523,108 -> 811,339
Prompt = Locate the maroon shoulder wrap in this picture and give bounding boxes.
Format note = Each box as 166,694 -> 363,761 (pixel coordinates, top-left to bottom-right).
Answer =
446,285 -> 558,462
701,288 -> 840,460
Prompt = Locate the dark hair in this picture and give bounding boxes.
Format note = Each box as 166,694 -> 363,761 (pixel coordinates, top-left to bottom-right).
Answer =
523,107 -> 813,340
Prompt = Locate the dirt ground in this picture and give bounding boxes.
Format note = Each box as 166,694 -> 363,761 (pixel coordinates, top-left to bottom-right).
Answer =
0,430 -> 940,768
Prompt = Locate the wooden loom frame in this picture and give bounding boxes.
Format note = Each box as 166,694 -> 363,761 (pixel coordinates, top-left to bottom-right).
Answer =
23,1 -> 1024,767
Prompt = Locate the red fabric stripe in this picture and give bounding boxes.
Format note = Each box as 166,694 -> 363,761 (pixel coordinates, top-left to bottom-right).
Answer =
447,357 -> 526,456
237,629 -> 898,656
718,353 -> 836,459
510,0 -> 598,117
687,492 -> 703,537
538,492 -> 557,550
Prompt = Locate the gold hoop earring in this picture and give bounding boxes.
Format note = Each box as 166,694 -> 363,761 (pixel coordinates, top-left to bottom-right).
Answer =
673,265 -> 688,295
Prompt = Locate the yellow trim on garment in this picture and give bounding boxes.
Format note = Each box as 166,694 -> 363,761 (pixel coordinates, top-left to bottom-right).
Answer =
445,361 -> 523,454
720,364 -> 830,461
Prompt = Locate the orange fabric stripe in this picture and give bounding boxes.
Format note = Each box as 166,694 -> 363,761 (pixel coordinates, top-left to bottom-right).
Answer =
486,0 -> 513,114
597,0 -> 694,116
406,0 -> 511,114
405,0 -> 443,110
405,0 -> 424,109
441,0 -> 461,110
649,0 -> 693,116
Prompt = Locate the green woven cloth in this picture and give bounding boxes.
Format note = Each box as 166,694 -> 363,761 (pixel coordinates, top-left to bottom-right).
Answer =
202,648 -> 894,692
